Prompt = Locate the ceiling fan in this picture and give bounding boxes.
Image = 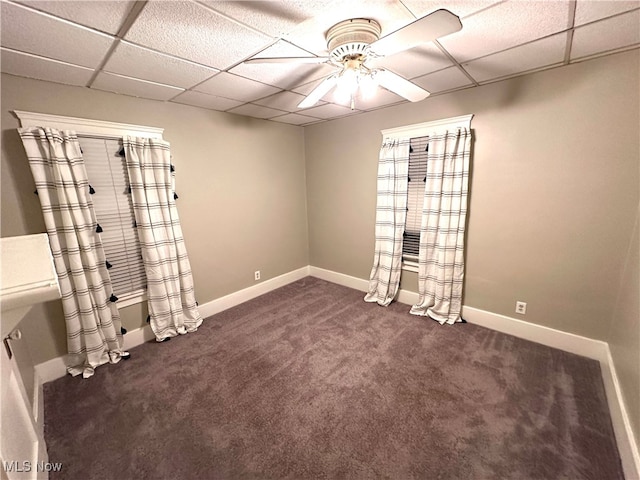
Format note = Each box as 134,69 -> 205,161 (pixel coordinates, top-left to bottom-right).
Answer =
244,10 -> 462,110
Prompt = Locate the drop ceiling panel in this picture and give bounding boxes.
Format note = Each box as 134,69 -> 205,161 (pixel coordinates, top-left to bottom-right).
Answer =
201,0 -> 324,37
14,0 -> 136,35
226,103 -> 287,119
571,9 -> 640,60
299,103 -> 362,119
170,91 -> 244,111
369,43 -> 453,79
0,1 -> 115,68
194,72 -> 281,102
412,66 -> 473,94
464,32 -> 567,83
124,0 -> 272,70
253,91 -> 314,111
104,41 -> 218,89
400,0 -> 503,20
292,79 -> 325,96
1,0 -> 639,124
269,113 -> 322,125
438,0 -> 571,62
574,1 -> 640,27
230,40 -> 335,89
92,72 -> 184,101
0,47 -> 93,86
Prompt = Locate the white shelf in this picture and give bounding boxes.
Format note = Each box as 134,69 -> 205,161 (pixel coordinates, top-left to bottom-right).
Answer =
1,234 -> 60,337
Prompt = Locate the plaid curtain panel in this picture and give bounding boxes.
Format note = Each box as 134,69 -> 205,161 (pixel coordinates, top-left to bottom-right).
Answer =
123,136 -> 202,341
410,127 -> 471,324
19,127 -> 126,378
364,139 -> 410,306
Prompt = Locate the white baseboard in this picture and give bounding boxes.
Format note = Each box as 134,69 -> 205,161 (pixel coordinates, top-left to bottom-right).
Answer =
461,306 -> 610,361
309,266 -> 369,292
308,266 -> 638,478
601,348 -> 640,479
198,266 -> 310,319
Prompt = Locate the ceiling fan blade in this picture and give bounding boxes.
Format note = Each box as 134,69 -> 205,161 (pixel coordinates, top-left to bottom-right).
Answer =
244,56 -> 330,64
369,9 -> 462,57
298,75 -> 339,108
376,69 -> 430,102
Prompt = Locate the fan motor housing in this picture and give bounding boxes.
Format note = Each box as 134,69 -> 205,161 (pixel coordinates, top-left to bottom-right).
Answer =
326,18 -> 381,61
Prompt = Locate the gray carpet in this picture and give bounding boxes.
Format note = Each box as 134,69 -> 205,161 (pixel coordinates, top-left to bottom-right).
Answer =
43,277 -> 624,479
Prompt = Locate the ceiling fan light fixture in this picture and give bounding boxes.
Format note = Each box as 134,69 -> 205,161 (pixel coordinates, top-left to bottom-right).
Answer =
289,10 -> 461,110
326,18 -> 381,61
334,60 -> 379,109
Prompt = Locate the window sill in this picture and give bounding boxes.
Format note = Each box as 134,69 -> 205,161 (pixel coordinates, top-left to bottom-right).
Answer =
117,289 -> 147,308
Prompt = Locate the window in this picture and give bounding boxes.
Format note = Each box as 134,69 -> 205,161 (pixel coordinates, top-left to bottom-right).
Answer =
380,114 -> 474,273
80,136 -> 146,301
403,135 -> 429,270
15,110 -> 165,307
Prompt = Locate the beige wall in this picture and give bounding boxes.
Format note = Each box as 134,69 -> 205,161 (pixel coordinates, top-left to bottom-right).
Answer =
1,73 -> 309,366
306,50 -> 639,341
305,49 -> 639,447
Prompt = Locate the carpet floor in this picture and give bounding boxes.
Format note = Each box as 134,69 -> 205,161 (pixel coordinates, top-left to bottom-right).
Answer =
44,277 -> 624,479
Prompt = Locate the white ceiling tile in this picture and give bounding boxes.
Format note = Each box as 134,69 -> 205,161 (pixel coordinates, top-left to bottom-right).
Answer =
227,103 -> 287,119
92,72 -> 184,101
194,72 -> 281,102
270,113 -> 323,125
0,47 -> 93,86
571,9 -> 640,60
299,103 -> 362,119
400,0 -> 503,20
253,91 -> 314,111
291,79 -> 324,96
229,40 -> 335,89
15,0 -> 136,34
124,0 -> 272,70
369,42 -> 453,79
0,1 -> 115,68
574,1 -> 640,27
412,66 -> 473,93
104,41 -> 218,89
284,0 -> 415,55
464,32 -> 567,83
3,0 -> 637,124
201,1 -> 323,37
438,0 -> 571,62
170,91 -> 244,111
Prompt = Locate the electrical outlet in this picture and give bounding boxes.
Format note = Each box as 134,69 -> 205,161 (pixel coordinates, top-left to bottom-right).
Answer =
515,301 -> 527,315
254,270 -> 261,281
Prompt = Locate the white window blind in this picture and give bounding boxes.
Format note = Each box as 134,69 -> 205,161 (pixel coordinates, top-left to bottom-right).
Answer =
403,135 -> 429,263
80,136 -> 146,299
